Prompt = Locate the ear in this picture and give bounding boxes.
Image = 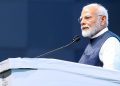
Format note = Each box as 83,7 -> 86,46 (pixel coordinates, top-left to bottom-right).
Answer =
101,16 -> 106,26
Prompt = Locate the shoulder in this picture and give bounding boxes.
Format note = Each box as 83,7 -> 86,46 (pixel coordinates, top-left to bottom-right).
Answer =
100,37 -> 120,52
101,37 -> 120,51
104,37 -> 120,45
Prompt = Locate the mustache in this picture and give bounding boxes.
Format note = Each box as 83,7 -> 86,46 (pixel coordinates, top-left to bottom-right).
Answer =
81,26 -> 90,30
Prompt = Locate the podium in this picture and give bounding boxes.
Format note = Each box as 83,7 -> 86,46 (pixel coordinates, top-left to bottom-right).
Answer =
0,58 -> 120,86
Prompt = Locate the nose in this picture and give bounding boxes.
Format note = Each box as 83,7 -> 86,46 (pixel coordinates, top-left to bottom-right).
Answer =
80,18 -> 86,26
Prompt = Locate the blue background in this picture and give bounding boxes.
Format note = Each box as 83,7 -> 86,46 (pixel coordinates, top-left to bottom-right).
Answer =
0,0 -> 119,62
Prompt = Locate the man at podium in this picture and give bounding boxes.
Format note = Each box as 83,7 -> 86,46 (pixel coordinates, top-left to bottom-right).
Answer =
78,3 -> 120,70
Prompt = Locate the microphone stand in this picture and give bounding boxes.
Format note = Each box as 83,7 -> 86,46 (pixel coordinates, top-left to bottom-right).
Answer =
34,35 -> 80,58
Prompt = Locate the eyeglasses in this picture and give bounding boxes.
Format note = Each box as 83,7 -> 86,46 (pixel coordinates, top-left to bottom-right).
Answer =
78,18 -> 81,23
77,15 -> 104,23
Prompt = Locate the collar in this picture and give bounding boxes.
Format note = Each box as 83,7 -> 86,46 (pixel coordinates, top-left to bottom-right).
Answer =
91,27 -> 108,39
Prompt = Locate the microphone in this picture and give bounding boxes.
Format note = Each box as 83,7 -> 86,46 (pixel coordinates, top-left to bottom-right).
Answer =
34,35 -> 80,58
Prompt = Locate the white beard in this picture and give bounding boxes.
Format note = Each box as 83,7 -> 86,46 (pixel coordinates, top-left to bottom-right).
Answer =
81,19 -> 101,38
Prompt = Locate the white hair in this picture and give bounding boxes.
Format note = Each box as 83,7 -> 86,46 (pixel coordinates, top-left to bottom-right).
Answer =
83,3 -> 109,27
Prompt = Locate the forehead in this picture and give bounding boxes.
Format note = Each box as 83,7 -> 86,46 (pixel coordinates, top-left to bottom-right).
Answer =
80,6 -> 98,17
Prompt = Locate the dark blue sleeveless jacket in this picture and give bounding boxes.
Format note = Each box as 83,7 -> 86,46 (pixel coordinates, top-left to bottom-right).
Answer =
79,31 -> 120,67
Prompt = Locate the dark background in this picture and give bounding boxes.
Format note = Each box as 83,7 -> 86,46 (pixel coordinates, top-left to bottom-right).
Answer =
0,0 -> 119,62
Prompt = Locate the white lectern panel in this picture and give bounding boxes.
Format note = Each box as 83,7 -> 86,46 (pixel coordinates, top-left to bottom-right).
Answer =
0,58 -> 120,86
